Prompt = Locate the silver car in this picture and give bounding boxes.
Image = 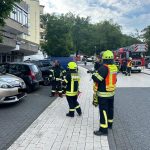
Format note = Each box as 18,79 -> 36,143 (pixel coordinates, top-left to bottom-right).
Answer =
0,66 -> 26,103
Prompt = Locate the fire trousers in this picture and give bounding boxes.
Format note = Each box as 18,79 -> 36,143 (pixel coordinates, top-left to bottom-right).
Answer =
66,95 -> 82,117
127,67 -> 131,76
51,80 -> 62,96
98,96 -> 114,133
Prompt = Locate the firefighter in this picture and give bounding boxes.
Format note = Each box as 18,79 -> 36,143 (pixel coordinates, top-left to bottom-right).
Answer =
92,50 -> 118,136
122,59 -> 127,74
64,62 -> 82,117
126,57 -> 132,76
49,60 -> 64,97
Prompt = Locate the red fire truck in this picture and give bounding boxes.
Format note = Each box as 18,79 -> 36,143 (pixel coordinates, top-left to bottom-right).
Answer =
114,44 -> 148,72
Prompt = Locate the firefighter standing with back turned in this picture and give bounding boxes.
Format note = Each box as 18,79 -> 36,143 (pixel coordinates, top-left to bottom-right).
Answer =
92,50 -> 118,136
63,62 -> 82,117
49,60 -> 64,97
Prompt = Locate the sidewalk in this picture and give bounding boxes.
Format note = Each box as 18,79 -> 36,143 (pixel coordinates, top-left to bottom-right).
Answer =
8,67 -> 109,150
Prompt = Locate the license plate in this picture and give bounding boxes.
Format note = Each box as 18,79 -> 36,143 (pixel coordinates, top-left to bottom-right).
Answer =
18,88 -> 26,93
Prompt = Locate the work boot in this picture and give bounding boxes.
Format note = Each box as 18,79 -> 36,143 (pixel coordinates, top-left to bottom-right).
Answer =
76,107 -> 82,116
66,113 -> 74,117
94,130 -> 108,136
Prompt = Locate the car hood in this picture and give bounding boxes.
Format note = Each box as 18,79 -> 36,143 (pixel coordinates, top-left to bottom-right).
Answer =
0,74 -> 23,86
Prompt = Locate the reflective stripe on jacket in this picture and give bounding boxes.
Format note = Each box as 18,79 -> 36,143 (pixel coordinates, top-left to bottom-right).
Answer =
66,73 -> 80,96
127,61 -> 132,67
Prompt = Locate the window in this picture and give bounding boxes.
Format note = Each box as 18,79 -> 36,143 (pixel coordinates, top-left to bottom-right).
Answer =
23,12 -> 28,26
7,56 -> 11,62
31,65 -> 39,73
10,5 -> 28,26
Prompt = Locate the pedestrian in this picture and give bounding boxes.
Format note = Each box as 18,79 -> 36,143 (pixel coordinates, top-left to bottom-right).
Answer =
122,59 -> 127,74
92,50 -> 118,136
63,62 -> 82,117
49,60 -> 64,97
84,59 -> 87,66
126,57 -> 132,76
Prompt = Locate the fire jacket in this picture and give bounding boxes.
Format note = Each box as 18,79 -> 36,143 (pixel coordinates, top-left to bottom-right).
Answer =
64,70 -> 80,96
92,64 -> 118,98
127,61 -> 132,68
49,66 -> 64,81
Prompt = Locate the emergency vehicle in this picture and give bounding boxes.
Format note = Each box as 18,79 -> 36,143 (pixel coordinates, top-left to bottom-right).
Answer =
114,44 -> 148,72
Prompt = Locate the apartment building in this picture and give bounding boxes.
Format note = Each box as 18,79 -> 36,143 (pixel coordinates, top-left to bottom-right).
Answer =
0,0 -> 41,63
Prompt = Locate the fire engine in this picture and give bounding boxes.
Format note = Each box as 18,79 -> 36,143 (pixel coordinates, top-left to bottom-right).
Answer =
114,44 -> 148,72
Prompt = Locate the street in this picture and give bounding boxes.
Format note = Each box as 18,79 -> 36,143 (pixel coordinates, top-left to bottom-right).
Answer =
0,86 -> 55,150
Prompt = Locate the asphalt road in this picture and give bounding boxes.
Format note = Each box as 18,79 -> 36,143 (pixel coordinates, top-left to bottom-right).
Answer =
79,62 -> 150,150
0,86 -> 55,150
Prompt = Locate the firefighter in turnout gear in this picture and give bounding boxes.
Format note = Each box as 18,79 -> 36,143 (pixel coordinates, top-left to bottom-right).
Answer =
64,62 -> 82,117
49,60 -> 64,97
126,57 -> 132,76
92,50 -> 118,136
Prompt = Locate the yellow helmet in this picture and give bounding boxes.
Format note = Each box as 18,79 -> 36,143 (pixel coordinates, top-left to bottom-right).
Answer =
67,62 -> 77,70
102,50 -> 114,60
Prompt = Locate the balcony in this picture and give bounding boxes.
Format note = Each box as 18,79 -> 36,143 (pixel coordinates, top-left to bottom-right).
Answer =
0,31 -> 38,55
4,18 -> 28,35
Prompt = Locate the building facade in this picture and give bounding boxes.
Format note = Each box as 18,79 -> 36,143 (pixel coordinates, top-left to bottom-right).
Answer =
0,0 -> 41,63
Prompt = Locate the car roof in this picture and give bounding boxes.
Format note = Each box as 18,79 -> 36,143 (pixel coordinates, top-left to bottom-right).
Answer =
9,62 -> 35,66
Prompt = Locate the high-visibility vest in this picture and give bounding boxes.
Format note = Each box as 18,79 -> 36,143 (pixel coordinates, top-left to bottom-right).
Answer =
127,61 -> 132,67
104,64 -> 118,92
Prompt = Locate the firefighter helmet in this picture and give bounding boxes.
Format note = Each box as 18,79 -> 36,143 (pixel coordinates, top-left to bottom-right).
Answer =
102,50 -> 114,60
67,62 -> 77,70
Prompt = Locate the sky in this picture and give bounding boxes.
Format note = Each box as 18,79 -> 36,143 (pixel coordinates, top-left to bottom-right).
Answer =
39,0 -> 150,35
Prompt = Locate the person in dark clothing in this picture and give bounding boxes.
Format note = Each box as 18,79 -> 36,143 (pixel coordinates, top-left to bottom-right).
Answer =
64,62 -> 82,117
94,58 -> 102,71
49,60 -> 64,97
122,59 -> 127,74
92,50 -> 118,136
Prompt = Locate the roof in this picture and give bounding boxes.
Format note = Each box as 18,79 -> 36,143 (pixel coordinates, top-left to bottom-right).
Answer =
9,62 -> 35,66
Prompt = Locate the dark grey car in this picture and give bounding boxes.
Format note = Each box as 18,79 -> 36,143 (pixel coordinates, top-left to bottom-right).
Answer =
5,62 -> 43,93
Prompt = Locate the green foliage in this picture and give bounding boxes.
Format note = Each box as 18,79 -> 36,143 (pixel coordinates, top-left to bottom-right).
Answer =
41,13 -> 141,57
0,0 -> 21,26
41,14 -> 73,57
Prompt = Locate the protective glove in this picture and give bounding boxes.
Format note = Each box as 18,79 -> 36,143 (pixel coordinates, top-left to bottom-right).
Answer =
92,93 -> 98,107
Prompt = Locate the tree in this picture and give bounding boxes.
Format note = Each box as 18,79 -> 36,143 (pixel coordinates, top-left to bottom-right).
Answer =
142,26 -> 150,55
41,14 -> 73,57
41,13 -> 140,56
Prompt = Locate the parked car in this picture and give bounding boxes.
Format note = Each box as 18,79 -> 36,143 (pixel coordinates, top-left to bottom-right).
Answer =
0,66 -> 26,103
5,62 -> 43,93
147,62 -> 150,69
25,59 -> 52,85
